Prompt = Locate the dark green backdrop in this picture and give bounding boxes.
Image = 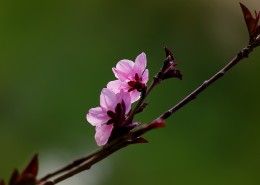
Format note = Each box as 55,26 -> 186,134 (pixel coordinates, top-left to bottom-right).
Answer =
1,0 -> 260,185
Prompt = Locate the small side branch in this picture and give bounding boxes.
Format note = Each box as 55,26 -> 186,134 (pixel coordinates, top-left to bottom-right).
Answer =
155,45 -> 255,122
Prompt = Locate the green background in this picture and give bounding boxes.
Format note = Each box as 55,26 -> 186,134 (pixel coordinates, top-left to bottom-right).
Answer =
1,0 -> 260,185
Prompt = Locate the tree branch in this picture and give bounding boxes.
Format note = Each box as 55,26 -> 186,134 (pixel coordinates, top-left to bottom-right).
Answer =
155,43 -> 256,122
39,42 -> 258,185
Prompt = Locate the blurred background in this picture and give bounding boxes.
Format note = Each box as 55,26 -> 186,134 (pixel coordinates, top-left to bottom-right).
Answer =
1,0 -> 260,184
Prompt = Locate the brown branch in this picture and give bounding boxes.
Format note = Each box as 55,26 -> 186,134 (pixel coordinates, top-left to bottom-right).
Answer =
39,62 -> 163,183
39,42 -> 258,185
124,56 -> 173,124
39,149 -> 101,182
40,121 -> 163,185
155,43 -> 256,122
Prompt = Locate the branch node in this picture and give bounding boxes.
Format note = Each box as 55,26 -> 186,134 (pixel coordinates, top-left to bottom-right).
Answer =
242,48 -> 250,58
203,80 -> 209,88
161,110 -> 172,120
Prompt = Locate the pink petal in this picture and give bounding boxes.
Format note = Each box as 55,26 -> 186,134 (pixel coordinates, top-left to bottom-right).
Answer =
100,88 -> 117,111
107,80 -> 123,94
133,52 -> 147,76
115,91 -> 132,114
87,107 -> 109,126
112,60 -> 134,81
95,124 -> 114,146
129,90 -> 141,103
142,69 -> 149,83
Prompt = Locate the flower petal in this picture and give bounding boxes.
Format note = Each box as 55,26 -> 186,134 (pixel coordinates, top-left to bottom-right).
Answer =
129,90 -> 141,103
100,88 -> 117,111
107,80 -> 123,94
95,124 -> 114,146
142,69 -> 149,83
133,52 -> 146,76
87,107 -> 109,126
115,91 -> 132,114
112,60 -> 134,81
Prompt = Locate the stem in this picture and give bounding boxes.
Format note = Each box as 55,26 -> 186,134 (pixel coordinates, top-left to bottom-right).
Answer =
41,121 -> 162,185
39,43 -> 258,185
156,44 -> 255,122
39,148 -> 102,182
51,141 -> 129,184
125,56 -> 170,123
127,78 -> 158,119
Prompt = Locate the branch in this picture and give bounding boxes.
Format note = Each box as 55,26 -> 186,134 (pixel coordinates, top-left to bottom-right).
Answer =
39,149 -> 101,182
155,43 -> 257,122
39,42 -> 258,185
40,120 -> 163,185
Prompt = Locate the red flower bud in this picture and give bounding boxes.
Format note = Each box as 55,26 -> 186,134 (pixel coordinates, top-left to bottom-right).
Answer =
240,3 -> 260,44
2,155 -> 39,185
161,47 -> 182,80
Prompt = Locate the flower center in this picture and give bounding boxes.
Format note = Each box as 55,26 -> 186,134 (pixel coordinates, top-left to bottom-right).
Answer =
128,73 -> 146,92
106,101 -> 126,127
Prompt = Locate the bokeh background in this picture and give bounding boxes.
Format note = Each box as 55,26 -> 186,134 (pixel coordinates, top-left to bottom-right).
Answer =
1,0 -> 260,184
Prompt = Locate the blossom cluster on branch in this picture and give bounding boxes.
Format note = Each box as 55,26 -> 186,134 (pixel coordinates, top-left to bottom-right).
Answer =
1,3 -> 260,185
86,50 -> 182,146
87,53 -> 149,146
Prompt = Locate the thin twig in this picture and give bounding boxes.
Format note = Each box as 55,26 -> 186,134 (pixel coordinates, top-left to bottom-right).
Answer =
51,141 -> 130,184
39,148 -> 102,182
41,121 -> 163,185
155,43 -> 255,122
125,56 -> 171,123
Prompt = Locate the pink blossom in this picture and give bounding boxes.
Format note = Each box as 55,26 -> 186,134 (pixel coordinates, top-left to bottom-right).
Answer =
107,52 -> 149,103
86,88 -> 131,146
